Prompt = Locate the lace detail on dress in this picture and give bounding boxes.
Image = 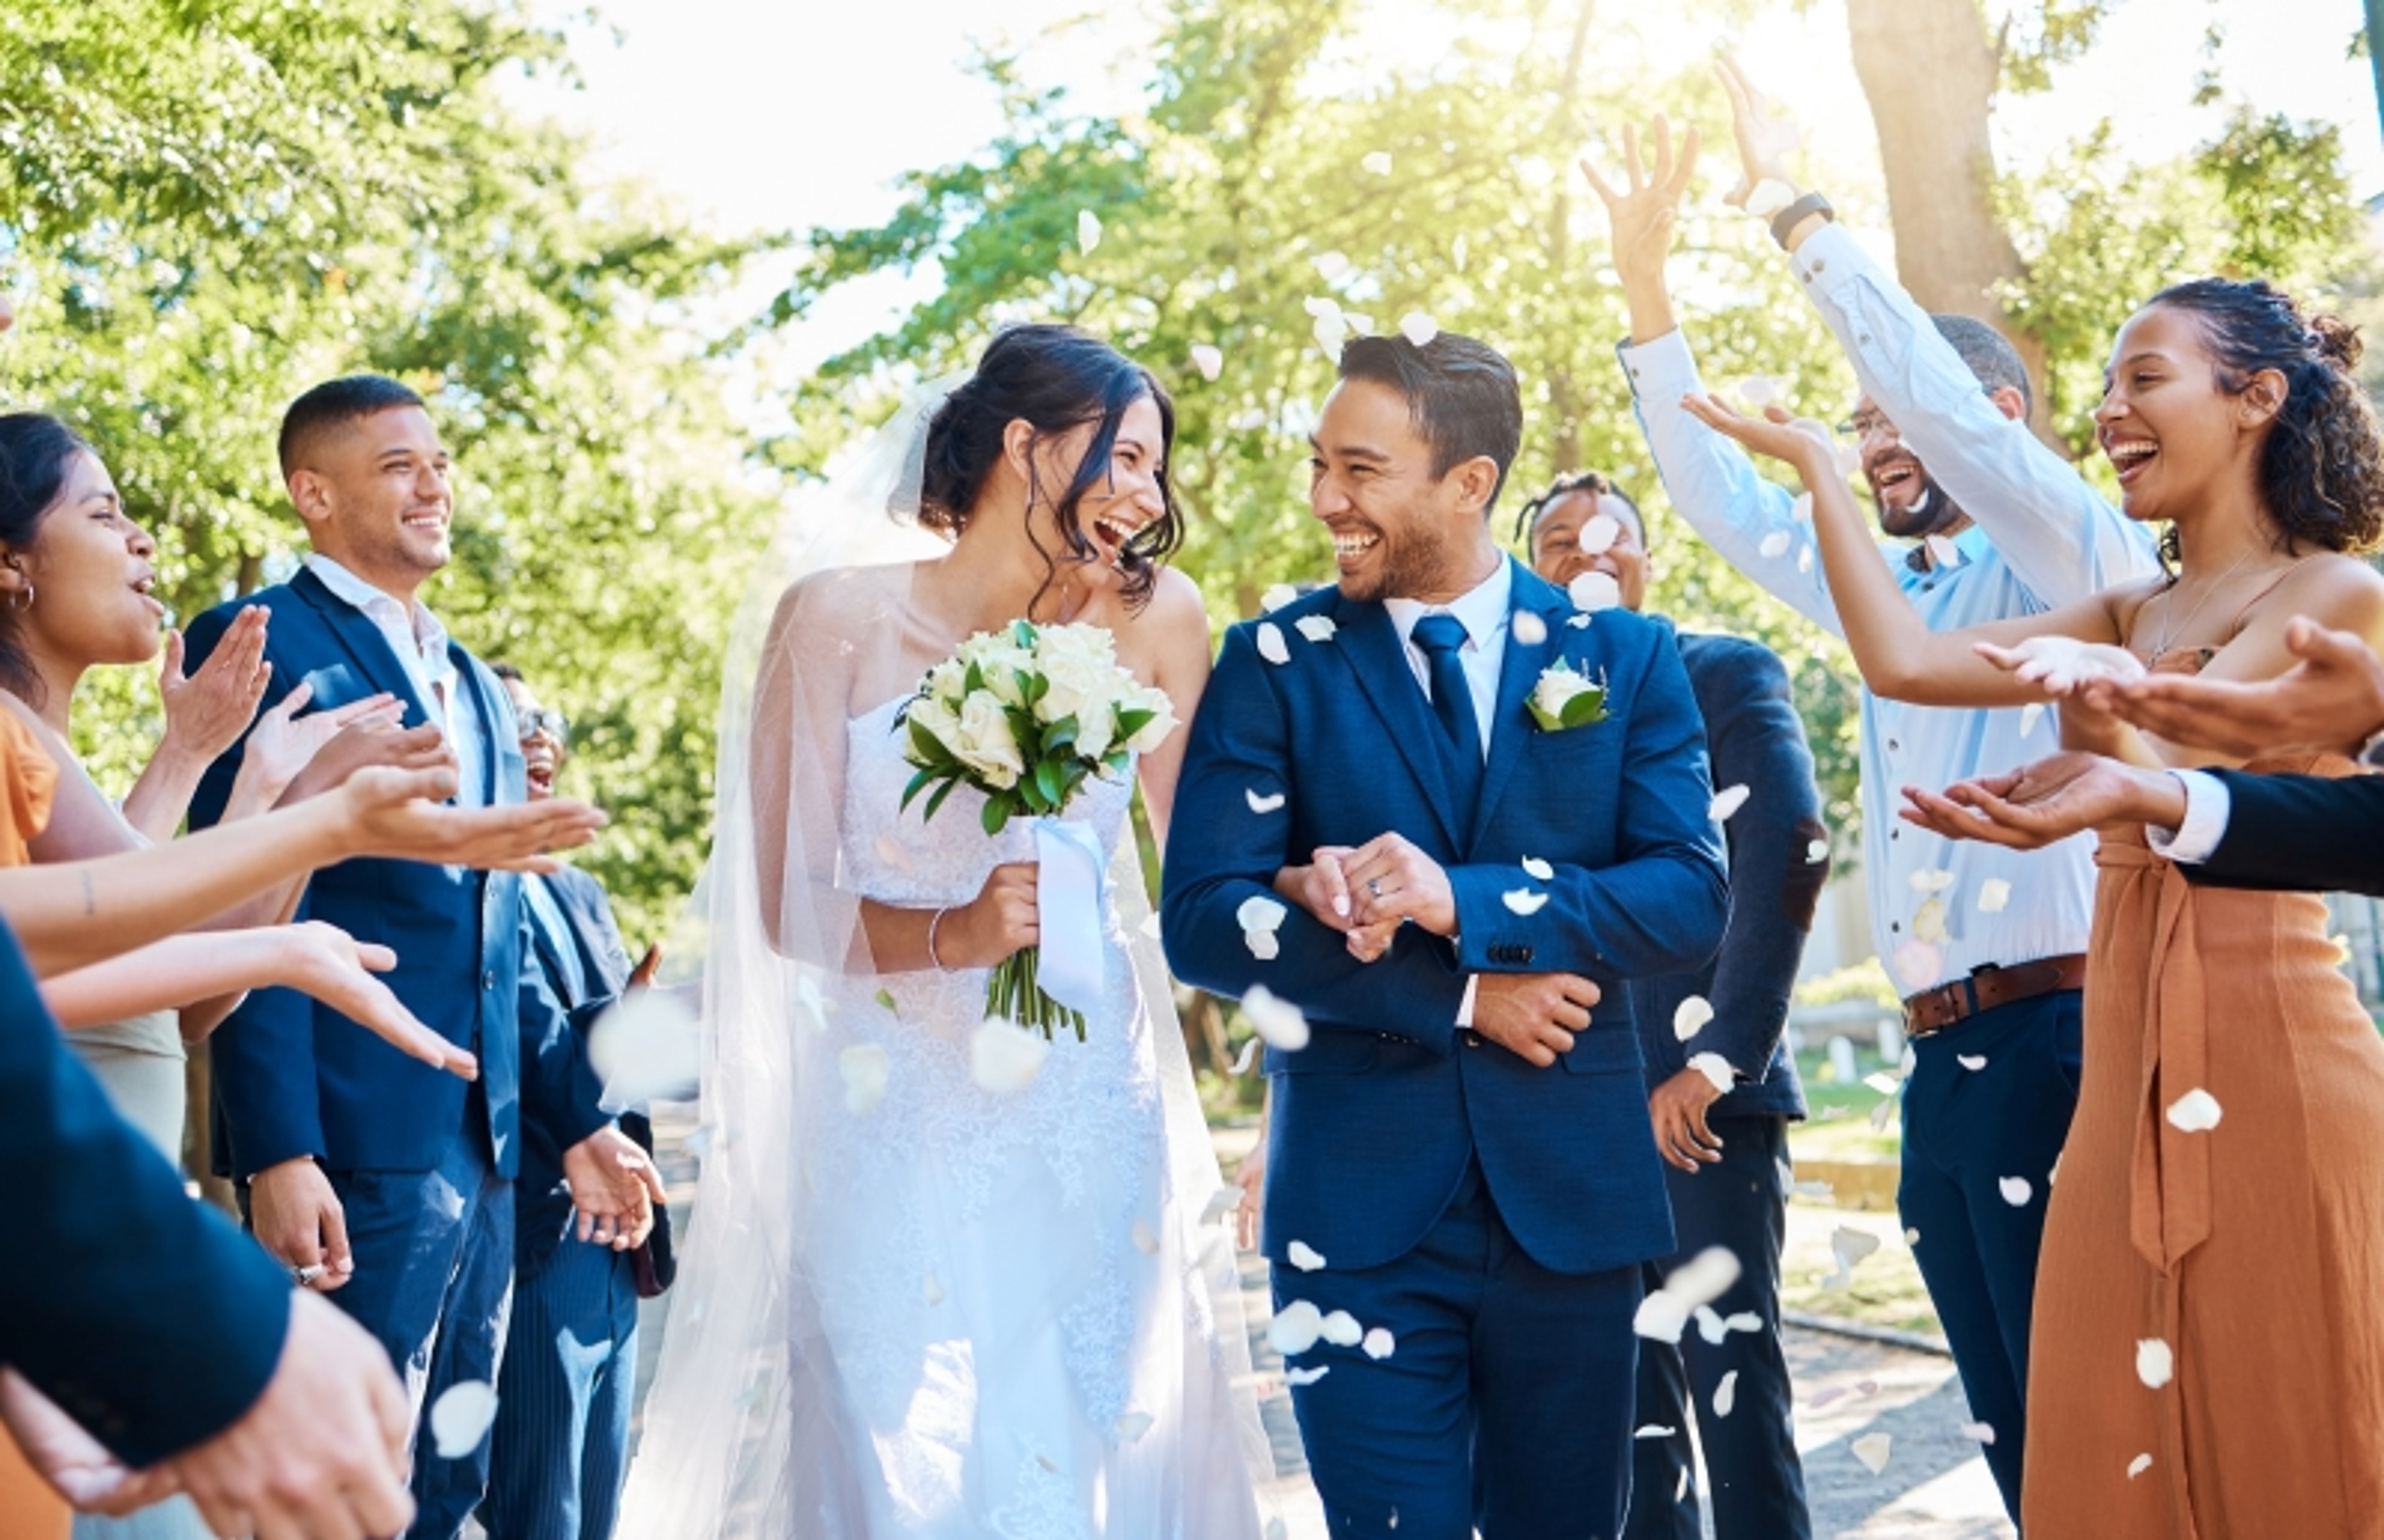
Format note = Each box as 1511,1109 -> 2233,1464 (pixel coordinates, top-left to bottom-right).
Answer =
986,1451 -> 1095,1540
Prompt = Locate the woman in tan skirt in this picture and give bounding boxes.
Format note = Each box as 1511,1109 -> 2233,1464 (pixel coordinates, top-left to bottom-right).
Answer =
1687,276 -> 2384,1537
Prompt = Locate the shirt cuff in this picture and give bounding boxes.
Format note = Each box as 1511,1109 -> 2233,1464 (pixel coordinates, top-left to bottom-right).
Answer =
2147,768 -> 2230,865
1787,218 -> 1866,294
1615,327 -> 1704,405
1456,974 -> 1480,1030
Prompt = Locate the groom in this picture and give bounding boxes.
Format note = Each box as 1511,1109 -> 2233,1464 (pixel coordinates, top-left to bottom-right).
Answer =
1163,331 -> 1730,1536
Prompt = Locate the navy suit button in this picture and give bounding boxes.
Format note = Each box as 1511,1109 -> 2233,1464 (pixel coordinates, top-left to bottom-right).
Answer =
1517,947 -> 1534,964
1465,1032 -> 1483,1049
482,970 -> 497,992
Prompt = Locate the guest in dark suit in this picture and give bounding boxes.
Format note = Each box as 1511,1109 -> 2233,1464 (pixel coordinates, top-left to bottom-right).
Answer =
1524,472 -> 1822,1539
183,376 -> 661,1539
1164,331 -> 1728,1538
481,665 -> 670,1540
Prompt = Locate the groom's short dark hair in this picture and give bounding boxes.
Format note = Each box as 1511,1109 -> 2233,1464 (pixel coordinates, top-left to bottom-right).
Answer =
279,374 -> 427,476
1337,331 -> 1524,515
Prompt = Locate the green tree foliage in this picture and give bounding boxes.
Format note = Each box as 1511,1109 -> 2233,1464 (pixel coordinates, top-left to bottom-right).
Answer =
0,0 -> 775,937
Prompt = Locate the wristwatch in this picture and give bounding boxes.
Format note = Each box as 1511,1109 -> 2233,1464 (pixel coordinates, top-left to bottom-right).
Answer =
1770,191 -> 1835,251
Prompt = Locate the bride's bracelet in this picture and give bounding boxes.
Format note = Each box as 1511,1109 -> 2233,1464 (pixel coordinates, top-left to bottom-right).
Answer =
926,906 -> 953,973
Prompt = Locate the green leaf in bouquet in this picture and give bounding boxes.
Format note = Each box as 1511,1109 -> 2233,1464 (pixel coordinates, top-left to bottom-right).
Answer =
1115,706 -> 1156,744
1042,714 -> 1079,756
1059,759 -> 1090,798
1562,688 -> 1609,728
1103,750 -> 1131,778
1003,705 -> 1043,759
1020,669 -> 1049,708
1018,771 -> 1052,814
922,773 -> 965,823
906,714 -> 957,768
1033,757 -> 1065,809
964,660 -> 986,697
1011,619 -> 1037,650
900,764 -> 939,812
982,796 -> 1014,837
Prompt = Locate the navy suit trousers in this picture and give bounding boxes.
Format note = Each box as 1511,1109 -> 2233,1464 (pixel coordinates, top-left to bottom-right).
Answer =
1280,1161 -> 1643,1540
1623,1114 -> 1810,1540
480,1239 -> 638,1540
1897,988 -> 2082,1520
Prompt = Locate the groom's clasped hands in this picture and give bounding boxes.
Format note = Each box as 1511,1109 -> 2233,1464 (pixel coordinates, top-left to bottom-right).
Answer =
1273,834 -> 1602,1068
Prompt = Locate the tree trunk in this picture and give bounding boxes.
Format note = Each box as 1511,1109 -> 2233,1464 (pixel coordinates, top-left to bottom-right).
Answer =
1845,0 -> 2054,437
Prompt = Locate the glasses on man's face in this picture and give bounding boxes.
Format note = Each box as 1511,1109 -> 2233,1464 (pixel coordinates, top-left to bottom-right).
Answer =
1840,408 -> 1897,441
517,707 -> 569,746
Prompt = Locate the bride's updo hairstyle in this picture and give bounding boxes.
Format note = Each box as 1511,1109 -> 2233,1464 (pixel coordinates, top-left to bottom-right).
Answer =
916,323 -> 1182,610
2149,277 -> 2384,556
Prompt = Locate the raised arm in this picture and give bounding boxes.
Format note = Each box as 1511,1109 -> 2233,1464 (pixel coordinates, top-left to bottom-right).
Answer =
120,610 -> 273,842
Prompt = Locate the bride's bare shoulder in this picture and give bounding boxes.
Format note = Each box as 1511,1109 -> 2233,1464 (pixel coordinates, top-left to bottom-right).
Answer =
771,561 -> 923,635
1118,565 -> 1209,642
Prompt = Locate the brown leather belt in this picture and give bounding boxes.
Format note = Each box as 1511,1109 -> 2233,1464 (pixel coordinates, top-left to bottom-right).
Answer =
1902,953 -> 2088,1038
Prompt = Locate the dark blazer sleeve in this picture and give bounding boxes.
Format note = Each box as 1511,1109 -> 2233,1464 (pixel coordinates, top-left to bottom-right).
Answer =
518,882 -> 612,1154
184,600 -> 327,1176
2187,768 -> 2384,898
1689,637 -> 1826,1083
0,924 -> 291,1467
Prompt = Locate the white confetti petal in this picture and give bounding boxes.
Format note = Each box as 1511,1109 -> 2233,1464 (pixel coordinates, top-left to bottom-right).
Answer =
1399,312 -> 1438,347
1926,534 -> 1963,569
1666,1246 -> 1743,1312
1077,209 -> 1103,254
1191,344 -> 1224,382
1807,837 -> 1831,863
2136,1338 -> 2173,1389
1862,1071 -> 1903,1096
1688,1053 -> 1735,1094
969,1017 -> 1050,1094
1852,1433 -> 1893,1475
1139,911 -> 1162,940
587,988 -> 703,1113
1913,896 -> 1948,945
1294,614 -> 1338,643
1724,1311 -> 1761,1333
1792,1180 -> 1836,1199
1909,867 -> 1955,894
1576,513 -> 1622,556
1634,1424 -> 1676,1439
1230,1037 -> 1260,1075
840,1044 -> 890,1116
1713,1369 -> 1740,1417
1520,856 -> 1554,880
1744,177 -> 1799,218
1255,621 -> 1291,664
1632,1290 -> 1691,1344
1319,1310 -> 1363,1348
1797,544 -> 1813,574
1957,1053 -> 1987,1071
1739,376 -> 1781,407
1568,571 -> 1622,613
2019,700 -> 2046,739
1893,939 -> 1944,991
1284,1365 -> 1332,1387
1268,1300 -> 1323,1356
1977,878 -> 2012,914
1710,784 -> 1751,822
1245,929 -> 1281,961
2128,1452 -> 2154,1480
1131,1218 -> 1159,1256
1960,1420 -> 1998,1446
1694,1305 -> 1729,1345
1361,150 -> 1394,176
1674,996 -> 1715,1042
1199,1186 -> 1242,1225
1116,1408 -> 1154,1442
1242,985 -> 1311,1050
1246,788 -> 1286,813
1759,530 -> 1792,559
1791,492 -> 1815,523
1286,1239 -> 1327,1272
1302,296 -> 1342,319
1362,1327 -> 1396,1360
1566,614 -> 1591,629
1676,1468 -> 1691,1501
1871,1096 -> 1896,1132
1831,1226 -> 1882,1274
1262,583 -> 1299,612
1905,1228 -> 1921,1245
1312,251 -> 1351,282
1502,888 -> 1550,916
1510,610 -> 1548,646
2165,1087 -> 2223,1133
1238,894 -> 1289,933
1998,1176 -> 2033,1207
923,1271 -> 945,1305
429,1380 -> 500,1460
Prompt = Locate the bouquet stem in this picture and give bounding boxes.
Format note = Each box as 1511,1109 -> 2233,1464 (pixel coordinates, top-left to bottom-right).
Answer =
987,945 -> 1086,1042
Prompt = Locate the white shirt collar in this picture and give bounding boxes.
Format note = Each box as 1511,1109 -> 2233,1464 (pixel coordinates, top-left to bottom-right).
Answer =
304,553 -> 450,656
1386,554 -> 1513,651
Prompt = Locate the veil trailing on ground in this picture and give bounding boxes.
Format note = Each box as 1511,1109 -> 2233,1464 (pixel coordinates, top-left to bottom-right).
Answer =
616,376 -> 1276,1537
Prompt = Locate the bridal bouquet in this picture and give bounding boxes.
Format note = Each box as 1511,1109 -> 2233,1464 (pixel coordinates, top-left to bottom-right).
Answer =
899,620 -> 1177,1039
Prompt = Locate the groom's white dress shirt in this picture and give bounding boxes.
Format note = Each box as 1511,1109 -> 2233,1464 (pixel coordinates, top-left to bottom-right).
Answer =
1385,559 -> 1513,1029
305,552 -> 485,808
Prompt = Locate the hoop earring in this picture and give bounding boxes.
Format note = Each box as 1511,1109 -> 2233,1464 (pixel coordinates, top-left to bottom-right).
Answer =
7,582 -> 29,612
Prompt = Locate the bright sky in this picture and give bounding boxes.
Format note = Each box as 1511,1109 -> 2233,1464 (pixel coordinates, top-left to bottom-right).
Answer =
518,0 -> 2384,372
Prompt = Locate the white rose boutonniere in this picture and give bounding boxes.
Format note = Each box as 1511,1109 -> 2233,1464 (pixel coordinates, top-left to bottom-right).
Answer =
1527,660 -> 1608,732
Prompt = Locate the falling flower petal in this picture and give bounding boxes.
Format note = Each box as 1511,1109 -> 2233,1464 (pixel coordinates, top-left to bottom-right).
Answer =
1255,621 -> 1291,664
1230,1037 -> 1260,1075
1576,513 -> 1622,556
1077,209 -> 1103,254
1676,1469 -> 1691,1502
1710,785 -> 1751,822
1295,614 -> 1339,643
1191,344 -> 1224,382
1667,1246 -> 1743,1310
1977,878 -> 2012,914
1247,788 -> 1286,814
1893,939 -> 1944,991
1284,1365 -> 1331,1387
840,1045 -> 890,1115
1239,895 -> 1289,933
1871,1096 -> 1896,1132
1115,1408 -> 1154,1442
1131,1218 -> 1159,1256
1909,868 -> 1955,894
1961,1421 -> 1998,1445
1303,297 -> 1342,319
2019,701 -> 2046,739
1511,611 -> 1548,646
1791,492 -> 1815,523
1320,1310 -> 1363,1348
1913,896 -> 1948,944
1569,571 -> 1623,612
1759,531 -> 1792,559
1502,888 -> 1550,916
1725,1311 -> 1761,1333
1521,856 -> 1554,880
970,1017 -> 1050,1094
1999,1176 -> 2033,1207
1363,1327 -> 1396,1360
1242,985 -> 1311,1050
1792,1180 -> 1835,1200
1313,251 -> 1351,282
1957,1053 -> 1987,1071
2136,1338 -> 2173,1389
430,1381 -> 500,1460
1831,1227 -> 1881,1282
1926,534 -> 1962,570
1695,1305 -> 1729,1345
1268,1300 -> 1324,1356
1566,614 -> 1591,629
1807,837 -> 1830,863
2128,1453 -> 2153,1480
1286,1239 -> 1327,1272
1797,545 -> 1813,574
2166,1087 -> 2223,1133
1262,583 -> 1299,612
1852,1433 -> 1893,1475
1713,1370 -> 1740,1417
1399,312 -> 1438,347
1688,1053 -> 1735,1094
1635,1424 -> 1676,1439
1674,996 -> 1715,1042
1361,150 -> 1394,176
1905,1228 -> 1921,1245
1245,929 -> 1281,961
1740,376 -> 1781,407
1633,1290 -> 1691,1344
587,988 -> 702,1112
1744,177 -> 1799,218
1199,1186 -> 1242,1225
1862,1071 -> 1903,1096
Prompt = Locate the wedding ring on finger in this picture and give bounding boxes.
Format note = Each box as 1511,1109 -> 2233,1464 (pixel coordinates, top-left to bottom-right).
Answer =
291,1263 -> 325,1287
1366,877 -> 1384,899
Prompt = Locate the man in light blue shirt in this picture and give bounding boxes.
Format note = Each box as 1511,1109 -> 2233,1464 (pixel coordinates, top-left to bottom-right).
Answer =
1584,102 -> 2159,1521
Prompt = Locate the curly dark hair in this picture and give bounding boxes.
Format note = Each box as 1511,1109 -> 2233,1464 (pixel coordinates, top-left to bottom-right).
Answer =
0,412 -> 94,703
914,324 -> 1180,611
2149,277 -> 2384,557
1512,468 -> 1646,551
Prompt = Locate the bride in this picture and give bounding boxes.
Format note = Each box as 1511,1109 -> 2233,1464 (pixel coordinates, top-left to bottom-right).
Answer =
619,325 -> 1273,1537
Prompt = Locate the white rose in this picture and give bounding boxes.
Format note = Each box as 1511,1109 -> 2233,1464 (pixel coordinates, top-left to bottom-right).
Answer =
1121,685 -> 1178,755
950,691 -> 1024,788
905,693 -> 963,761
955,632 -> 1035,707
923,658 -> 969,706
1530,663 -> 1602,729
1040,650 -> 1124,756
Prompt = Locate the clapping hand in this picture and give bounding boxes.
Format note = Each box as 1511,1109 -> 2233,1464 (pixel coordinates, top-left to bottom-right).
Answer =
1899,750 -> 2188,850
1579,114 -> 1699,292
2079,615 -> 2384,758
222,682 -> 405,816
562,1126 -> 667,1250
1681,393 -> 1840,477
282,711 -> 453,807
157,608 -> 271,765
1715,52 -> 1804,211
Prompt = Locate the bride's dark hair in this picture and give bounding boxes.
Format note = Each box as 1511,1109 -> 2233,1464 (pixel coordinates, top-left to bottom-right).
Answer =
916,323 -> 1182,610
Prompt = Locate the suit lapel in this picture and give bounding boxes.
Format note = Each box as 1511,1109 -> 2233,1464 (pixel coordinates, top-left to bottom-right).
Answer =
1329,594 -> 1464,850
450,648 -> 507,806
291,567 -> 435,727
1467,562 -> 1571,850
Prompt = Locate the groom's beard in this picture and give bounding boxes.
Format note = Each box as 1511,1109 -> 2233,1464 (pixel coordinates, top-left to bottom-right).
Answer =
1340,517 -> 1461,604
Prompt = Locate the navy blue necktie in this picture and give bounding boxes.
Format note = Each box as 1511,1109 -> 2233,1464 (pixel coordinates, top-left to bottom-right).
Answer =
1411,614 -> 1484,816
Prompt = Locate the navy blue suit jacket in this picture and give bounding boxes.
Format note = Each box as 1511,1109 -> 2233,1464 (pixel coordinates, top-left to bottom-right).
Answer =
0,922 -> 292,1466
1162,560 -> 1729,1276
1628,634 -> 1818,1122
2188,768 -> 2384,898
185,568 -> 605,1180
